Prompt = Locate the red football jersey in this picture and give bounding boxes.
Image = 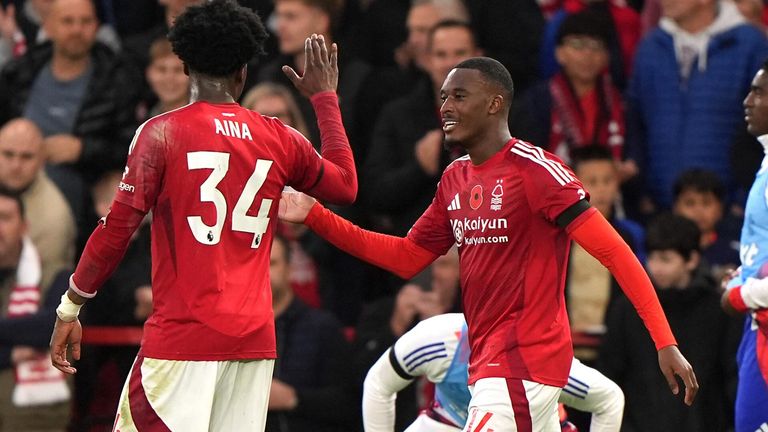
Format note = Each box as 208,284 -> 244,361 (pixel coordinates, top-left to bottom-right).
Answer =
115,101 -> 328,360
407,139 -> 588,387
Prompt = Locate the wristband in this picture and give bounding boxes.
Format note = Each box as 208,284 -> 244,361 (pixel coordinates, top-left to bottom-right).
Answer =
56,293 -> 82,322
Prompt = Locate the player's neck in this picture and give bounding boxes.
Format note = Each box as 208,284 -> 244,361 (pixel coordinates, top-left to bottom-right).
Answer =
466,125 -> 512,165
189,75 -> 238,104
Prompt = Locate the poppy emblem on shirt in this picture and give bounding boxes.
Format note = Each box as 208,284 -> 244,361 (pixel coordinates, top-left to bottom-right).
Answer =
469,185 -> 483,210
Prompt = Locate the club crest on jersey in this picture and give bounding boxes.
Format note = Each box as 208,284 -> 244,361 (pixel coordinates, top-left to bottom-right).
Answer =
453,222 -> 464,247
470,185 -> 483,210
490,180 -> 503,211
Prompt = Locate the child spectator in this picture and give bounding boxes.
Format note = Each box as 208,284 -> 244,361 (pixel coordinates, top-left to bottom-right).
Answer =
600,213 -> 741,431
673,169 -> 741,281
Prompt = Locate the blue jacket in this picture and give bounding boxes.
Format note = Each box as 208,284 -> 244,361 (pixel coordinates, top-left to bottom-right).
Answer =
626,25 -> 768,207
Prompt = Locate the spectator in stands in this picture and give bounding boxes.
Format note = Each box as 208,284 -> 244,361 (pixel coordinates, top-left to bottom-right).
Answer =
0,188 -> 71,432
242,82 -> 310,138
601,213 -> 740,431
0,118 -> 74,289
566,145 -> 645,364
347,0 -> 465,70
354,248 -> 460,431
539,0 -> 641,90
625,0 -> 768,209
122,0 -> 201,74
465,0 -> 545,93
258,0 -> 370,148
143,37 -> 189,118
0,0 -> 120,69
266,233 -> 358,432
0,0 -> 141,185
513,10 -> 633,179
354,0 -> 469,161
672,169 -> 741,282
364,20 -> 480,236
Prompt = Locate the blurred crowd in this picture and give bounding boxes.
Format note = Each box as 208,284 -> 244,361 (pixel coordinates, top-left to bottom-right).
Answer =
0,0 -> 765,430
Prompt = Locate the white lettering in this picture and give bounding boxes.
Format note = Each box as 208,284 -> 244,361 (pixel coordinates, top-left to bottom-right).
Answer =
215,118 -> 226,136
242,123 -> 252,140
214,118 -> 253,140
227,120 -> 241,139
118,182 -> 135,193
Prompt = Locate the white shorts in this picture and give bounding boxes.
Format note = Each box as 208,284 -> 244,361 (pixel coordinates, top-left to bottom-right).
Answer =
559,358 -> 624,432
112,356 -> 274,432
405,413 -> 463,432
462,378 -> 561,432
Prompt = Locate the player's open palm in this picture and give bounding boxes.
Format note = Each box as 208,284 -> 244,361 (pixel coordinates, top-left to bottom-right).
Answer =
279,191 -> 317,223
283,33 -> 338,98
658,345 -> 699,406
50,317 -> 82,375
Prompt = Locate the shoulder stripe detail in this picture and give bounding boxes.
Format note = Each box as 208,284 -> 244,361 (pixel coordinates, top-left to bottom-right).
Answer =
511,147 -> 568,185
407,353 -> 449,372
405,346 -> 447,370
403,342 -> 445,362
521,142 -> 574,182
561,387 -> 587,400
511,142 -> 574,185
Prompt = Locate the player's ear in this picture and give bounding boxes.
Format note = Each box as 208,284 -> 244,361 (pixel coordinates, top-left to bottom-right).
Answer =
488,95 -> 504,115
183,63 -> 189,77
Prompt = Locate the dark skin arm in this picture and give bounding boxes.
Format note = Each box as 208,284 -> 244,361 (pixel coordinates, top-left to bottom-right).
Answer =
49,289 -> 87,374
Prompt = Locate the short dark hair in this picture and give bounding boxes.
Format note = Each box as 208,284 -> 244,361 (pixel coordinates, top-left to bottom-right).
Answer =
646,213 -> 701,260
570,145 -> 614,172
168,0 -> 268,77
0,186 -> 24,219
556,9 -> 612,47
453,57 -> 514,107
673,169 -> 725,203
428,19 -> 476,52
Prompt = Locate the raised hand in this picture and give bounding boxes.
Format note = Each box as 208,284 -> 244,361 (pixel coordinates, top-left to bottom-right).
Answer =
658,345 -> 699,406
279,191 -> 317,224
282,33 -> 338,98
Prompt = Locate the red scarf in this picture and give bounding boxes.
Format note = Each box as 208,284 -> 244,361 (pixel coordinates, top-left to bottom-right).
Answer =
548,72 -> 625,163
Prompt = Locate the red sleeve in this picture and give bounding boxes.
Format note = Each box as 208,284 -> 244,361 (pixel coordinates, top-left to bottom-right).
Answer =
70,201 -> 146,298
114,118 -> 166,213
289,91 -> 357,205
305,203 -> 437,279
567,208 -> 677,350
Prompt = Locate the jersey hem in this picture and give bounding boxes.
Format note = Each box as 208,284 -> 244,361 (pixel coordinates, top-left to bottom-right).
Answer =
468,372 -> 568,388
137,349 -> 277,361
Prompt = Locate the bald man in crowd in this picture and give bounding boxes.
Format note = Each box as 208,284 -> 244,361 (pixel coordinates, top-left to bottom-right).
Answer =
0,119 -> 75,289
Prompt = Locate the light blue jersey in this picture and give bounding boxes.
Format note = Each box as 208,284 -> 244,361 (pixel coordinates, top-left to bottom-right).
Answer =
731,140 -> 768,432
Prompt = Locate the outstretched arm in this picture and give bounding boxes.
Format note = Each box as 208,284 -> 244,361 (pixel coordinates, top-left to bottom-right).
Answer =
279,193 -> 437,279
283,34 -> 357,205
568,207 -> 699,406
